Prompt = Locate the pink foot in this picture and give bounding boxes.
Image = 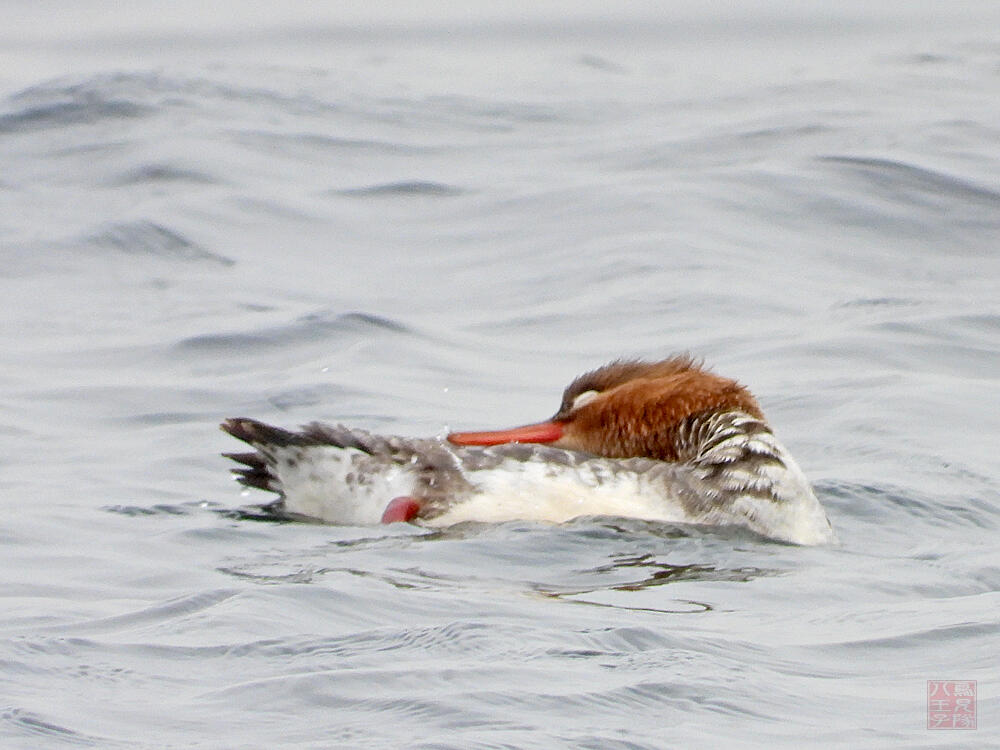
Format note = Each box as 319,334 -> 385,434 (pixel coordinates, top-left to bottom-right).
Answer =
381,496 -> 421,524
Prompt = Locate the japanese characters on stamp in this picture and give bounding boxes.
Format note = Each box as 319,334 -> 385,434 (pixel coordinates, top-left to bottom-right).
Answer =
927,680 -> 976,730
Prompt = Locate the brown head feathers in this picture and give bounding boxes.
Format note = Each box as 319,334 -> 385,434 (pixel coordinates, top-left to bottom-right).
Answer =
551,356 -> 764,461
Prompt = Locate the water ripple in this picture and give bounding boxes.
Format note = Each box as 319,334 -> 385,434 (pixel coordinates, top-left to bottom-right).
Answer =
818,155 -> 1000,207
177,310 -> 415,353
0,706 -> 112,748
86,221 -> 234,266
21,590 -> 242,637
109,164 -> 219,186
0,95 -> 150,133
334,181 -> 466,197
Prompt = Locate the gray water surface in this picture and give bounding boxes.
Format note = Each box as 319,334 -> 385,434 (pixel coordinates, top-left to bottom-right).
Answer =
2,3 -> 999,748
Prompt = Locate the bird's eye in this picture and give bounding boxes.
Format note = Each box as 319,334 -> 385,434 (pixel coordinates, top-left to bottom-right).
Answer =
571,390 -> 599,411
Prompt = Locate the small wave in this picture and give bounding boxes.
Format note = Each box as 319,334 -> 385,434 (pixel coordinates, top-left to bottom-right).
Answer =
6,71 -> 338,122
311,311 -> 411,333
177,310 -> 413,352
109,163 -> 219,186
334,181 -> 466,197
87,220 -> 234,266
20,589 -> 241,636
576,54 -> 628,73
818,480 -> 999,533
819,619 -> 1000,654
1,707 -> 108,748
0,96 -> 150,134
265,382 -> 369,411
895,52 -> 957,66
817,155 -> 1000,207
233,130 -> 429,156
425,95 -> 566,125
613,123 -> 833,170
833,297 -> 921,309
105,501 -> 229,518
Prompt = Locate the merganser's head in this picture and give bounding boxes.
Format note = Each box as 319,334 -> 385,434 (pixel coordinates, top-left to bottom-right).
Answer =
447,355 -> 764,462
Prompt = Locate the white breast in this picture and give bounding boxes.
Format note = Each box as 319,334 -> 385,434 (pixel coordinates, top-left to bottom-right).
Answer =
426,457 -> 691,527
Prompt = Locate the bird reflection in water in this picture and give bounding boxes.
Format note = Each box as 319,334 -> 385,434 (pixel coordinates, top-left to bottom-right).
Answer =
535,552 -> 774,614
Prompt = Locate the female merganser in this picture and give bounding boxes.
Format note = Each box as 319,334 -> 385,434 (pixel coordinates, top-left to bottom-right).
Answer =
221,356 -> 835,544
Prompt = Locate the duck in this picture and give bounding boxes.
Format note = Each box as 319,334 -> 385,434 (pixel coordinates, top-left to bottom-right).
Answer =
221,355 -> 835,544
